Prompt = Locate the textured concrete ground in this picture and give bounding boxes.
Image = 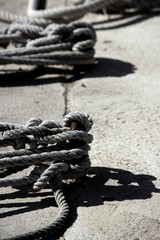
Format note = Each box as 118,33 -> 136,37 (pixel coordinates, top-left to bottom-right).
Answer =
0,1 -> 160,240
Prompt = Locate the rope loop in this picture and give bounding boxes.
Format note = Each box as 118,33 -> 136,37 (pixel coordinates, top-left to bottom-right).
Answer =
63,112 -> 93,132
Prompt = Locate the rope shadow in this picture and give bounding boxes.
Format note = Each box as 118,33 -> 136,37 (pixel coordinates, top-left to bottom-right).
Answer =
0,186 -> 54,218
79,57 -> 136,79
0,66 -> 75,87
92,11 -> 160,31
0,57 -> 136,87
59,166 -> 160,238
0,196 -> 56,219
0,166 -> 159,239
78,166 -> 160,203
0,189 -> 53,201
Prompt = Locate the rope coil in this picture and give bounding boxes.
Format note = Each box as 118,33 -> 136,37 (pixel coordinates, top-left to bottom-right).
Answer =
0,0 -> 159,67
0,112 -> 93,240
0,21 -> 96,66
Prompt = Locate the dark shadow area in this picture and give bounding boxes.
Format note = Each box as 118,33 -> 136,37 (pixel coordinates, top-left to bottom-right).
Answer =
59,166 -> 160,239
0,66 -> 75,87
0,58 -> 136,87
0,196 -> 55,219
0,189 -> 53,201
66,167 -> 160,204
0,165 -> 31,178
81,58 -> 136,79
0,166 -> 159,239
92,11 -> 160,30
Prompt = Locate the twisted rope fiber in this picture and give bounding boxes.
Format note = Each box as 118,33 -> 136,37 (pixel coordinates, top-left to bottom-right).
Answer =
0,112 -> 93,240
0,21 -> 96,66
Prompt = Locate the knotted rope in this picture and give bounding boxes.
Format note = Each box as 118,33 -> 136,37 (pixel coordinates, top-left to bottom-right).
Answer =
0,0 -> 159,67
0,21 -> 96,66
0,112 -> 93,240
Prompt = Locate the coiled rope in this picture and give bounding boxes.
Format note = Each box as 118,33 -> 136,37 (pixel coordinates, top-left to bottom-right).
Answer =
0,0 -> 159,67
0,21 -> 96,66
0,112 -> 93,240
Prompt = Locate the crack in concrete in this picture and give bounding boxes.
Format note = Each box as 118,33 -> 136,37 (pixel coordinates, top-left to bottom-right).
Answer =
63,83 -> 70,116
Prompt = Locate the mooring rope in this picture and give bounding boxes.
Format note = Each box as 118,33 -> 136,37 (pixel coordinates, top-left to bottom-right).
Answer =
0,21 -> 96,66
0,0 -> 159,26
0,1 -> 159,238
0,0 -> 159,67
0,112 -> 93,240
0,0 -> 117,25
27,0 -> 160,22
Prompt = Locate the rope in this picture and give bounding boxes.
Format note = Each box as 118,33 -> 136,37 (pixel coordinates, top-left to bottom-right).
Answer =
0,0 -> 115,25
0,112 -> 93,240
102,0 -> 160,13
0,0 -> 159,67
27,0 -> 160,22
0,0 -> 158,238
0,0 -> 159,26
0,21 -> 96,66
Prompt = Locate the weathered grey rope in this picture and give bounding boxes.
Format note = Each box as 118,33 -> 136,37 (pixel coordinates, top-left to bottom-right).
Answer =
27,0 -> 160,22
0,149 -> 89,168
0,0 -> 115,25
0,0 -> 159,26
0,112 -> 93,240
0,166 -> 41,187
0,21 -> 96,66
0,0 -> 158,67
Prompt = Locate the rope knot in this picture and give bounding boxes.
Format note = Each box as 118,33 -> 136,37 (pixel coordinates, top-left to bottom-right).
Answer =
0,21 -> 96,65
0,112 -> 93,191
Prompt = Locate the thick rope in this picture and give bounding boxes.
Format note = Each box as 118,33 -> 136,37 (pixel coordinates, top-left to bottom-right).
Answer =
0,22 -> 96,66
0,0 -> 159,26
5,175 -> 70,240
0,0 -> 159,67
0,112 -> 93,240
27,0 -> 160,22
0,0 -> 116,25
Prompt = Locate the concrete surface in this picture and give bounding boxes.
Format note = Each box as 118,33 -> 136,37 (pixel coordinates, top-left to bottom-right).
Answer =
0,1 -> 160,240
